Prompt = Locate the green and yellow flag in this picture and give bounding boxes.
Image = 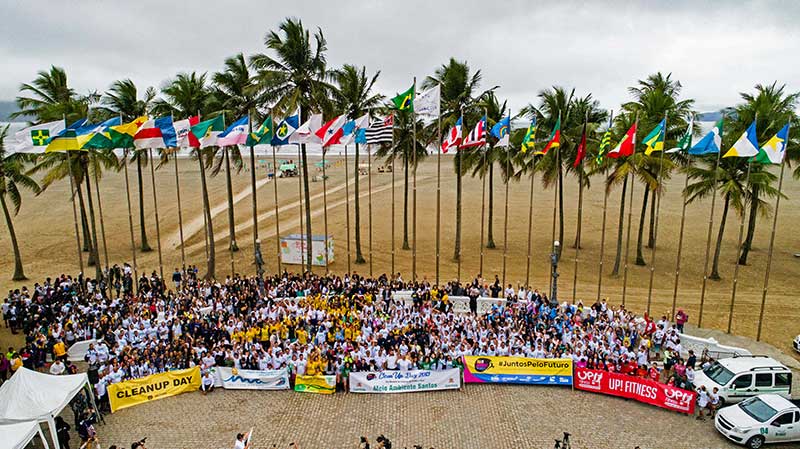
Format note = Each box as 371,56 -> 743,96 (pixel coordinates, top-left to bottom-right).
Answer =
521,118 -> 537,153
595,130 -> 612,163
109,116 -> 148,149
247,116 -> 274,146
391,85 -> 414,111
643,119 -> 666,155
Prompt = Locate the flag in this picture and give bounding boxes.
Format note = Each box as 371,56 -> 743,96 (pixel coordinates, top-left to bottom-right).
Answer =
667,117 -> 693,153
79,117 -> 122,150
365,116 -> 393,144
491,116 -> 510,147
13,120 -> 65,154
109,116 -> 147,149
246,117 -> 273,146
753,124 -> 789,165
191,116 -> 225,147
723,120 -> 759,158
573,119 -> 588,168
174,116 -> 200,148
342,114 -> 369,145
461,116 -> 486,148
642,119 -> 666,156
520,118 -> 537,153
134,116 -> 176,149
537,116 -> 560,155
595,129 -> 612,163
441,117 -> 462,153
271,111 -> 300,146
689,119 -> 723,155
45,119 -> 92,152
315,115 -> 346,147
392,84 -> 414,111
607,123 -> 637,158
414,85 -> 440,117
217,116 -> 249,146
289,114 -> 321,144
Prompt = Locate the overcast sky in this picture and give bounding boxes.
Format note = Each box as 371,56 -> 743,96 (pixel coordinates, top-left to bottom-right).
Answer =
3,0 -> 799,114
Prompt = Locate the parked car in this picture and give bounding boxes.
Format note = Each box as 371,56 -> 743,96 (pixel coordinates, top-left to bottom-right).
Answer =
694,356 -> 792,406
715,394 -> 800,448
793,335 -> 799,353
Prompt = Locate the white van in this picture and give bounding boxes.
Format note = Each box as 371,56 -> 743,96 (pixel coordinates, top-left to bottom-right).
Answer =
715,394 -> 800,448
693,356 -> 792,406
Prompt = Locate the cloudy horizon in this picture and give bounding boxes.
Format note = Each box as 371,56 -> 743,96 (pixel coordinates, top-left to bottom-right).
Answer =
3,0 -> 799,115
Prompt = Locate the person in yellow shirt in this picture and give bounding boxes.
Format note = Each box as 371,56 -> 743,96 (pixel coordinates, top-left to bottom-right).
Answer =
296,328 -> 308,345
52,340 -> 66,361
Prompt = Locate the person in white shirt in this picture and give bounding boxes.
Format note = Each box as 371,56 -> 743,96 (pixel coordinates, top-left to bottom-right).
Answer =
201,370 -> 215,395
49,360 -> 66,375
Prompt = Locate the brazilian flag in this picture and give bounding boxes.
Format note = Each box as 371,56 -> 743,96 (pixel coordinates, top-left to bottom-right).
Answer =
247,117 -> 274,146
391,85 -> 414,111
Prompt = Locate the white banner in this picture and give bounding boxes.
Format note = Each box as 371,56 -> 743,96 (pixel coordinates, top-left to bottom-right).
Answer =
349,369 -> 461,394
213,367 -> 290,390
67,339 -> 97,362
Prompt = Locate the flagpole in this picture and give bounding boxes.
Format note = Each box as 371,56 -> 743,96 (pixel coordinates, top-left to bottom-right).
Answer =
573,111 -> 588,301
368,138 -> 374,278
549,144 -> 558,295
391,111 -> 396,277
671,171 -> 689,318
456,106 -> 464,282
271,142 -> 282,273
248,111 -> 259,263
67,152 -> 84,275
345,143 -> 352,274
92,156 -> 110,274
596,110 -> 613,302
435,86 -> 442,286
525,121 -> 539,288
322,144 -> 330,274
196,111 -> 209,268
479,138 -> 487,277
122,147 -> 138,290
296,143 -> 306,271
727,159 -> 752,333
147,148 -> 164,280
502,107 -> 511,290
646,113 -> 667,315
621,113 -> 639,306
411,77 -> 418,282
173,148 -> 186,269
756,123 -> 790,341
698,142 -> 723,327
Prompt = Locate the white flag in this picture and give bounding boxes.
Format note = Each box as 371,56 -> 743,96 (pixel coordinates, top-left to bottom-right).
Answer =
289,114 -> 322,144
414,84 -> 440,117
13,120 -> 65,154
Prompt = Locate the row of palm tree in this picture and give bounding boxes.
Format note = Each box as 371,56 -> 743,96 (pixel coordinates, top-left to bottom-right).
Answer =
2,17 -> 798,286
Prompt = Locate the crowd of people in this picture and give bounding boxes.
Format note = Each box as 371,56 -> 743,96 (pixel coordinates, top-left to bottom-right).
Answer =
1,263 -> 703,413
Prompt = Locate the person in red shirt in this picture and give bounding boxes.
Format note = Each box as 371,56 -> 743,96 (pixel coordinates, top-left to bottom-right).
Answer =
648,364 -> 660,382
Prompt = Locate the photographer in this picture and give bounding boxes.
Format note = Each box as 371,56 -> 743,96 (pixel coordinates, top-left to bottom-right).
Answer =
77,408 -> 98,449
130,437 -> 147,449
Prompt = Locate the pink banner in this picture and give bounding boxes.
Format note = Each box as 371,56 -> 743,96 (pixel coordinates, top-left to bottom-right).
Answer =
574,368 -> 696,414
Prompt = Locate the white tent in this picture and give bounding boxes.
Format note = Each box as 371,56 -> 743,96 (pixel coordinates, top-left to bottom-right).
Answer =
0,368 -> 95,449
0,421 -> 50,449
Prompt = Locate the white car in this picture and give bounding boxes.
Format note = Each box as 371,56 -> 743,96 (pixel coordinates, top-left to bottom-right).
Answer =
793,335 -> 800,353
715,394 -> 800,448
693,356 -> 792,406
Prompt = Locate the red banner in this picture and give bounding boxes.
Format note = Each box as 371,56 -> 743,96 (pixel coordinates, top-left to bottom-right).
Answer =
574,368 -> 696,414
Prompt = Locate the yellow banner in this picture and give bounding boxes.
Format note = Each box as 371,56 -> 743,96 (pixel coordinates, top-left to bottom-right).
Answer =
294,375 -> 336,394
108,367 -> 200,412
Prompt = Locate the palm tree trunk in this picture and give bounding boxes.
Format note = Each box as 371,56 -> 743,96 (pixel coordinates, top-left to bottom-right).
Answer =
75,180 -> 96,265
354,143 -> 365,264
635,187 -> 650,266
487,160 -> 496,249
739,184 -> 759,265
611,175 -> 628,276
83,158 -> 102,280
197,150 -> 215,279
402,155 -> 410,250
711,193 -> 731,280
300,143 -> 313,271
224,147 -> 238,252
136,156 -> 152,252
1,194 -> 26,280
453,152 -> 462,263
647,189 -> 656,248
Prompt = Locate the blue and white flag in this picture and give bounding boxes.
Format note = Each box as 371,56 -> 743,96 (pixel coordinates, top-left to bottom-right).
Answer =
272,110 -> 300,146
217,116 -> 249,146
689,119 -> 723,155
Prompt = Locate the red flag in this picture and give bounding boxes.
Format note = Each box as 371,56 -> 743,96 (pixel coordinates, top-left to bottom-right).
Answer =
573,120 -> 587,167
607,123 -> 637,159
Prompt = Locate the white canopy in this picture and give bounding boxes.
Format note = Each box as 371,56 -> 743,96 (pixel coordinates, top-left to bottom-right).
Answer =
0,420 -> 49,449
0,368 -> 92,449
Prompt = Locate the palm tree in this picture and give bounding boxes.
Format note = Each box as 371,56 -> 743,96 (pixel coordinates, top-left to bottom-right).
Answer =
101,79 -> 156,252
212,53 -> 261,253
332,64 -> 384,264
620,73 -> 694,266
730,83 -> 799,264
423,58 -> 486,262
251,18 -> 336,271
154,72 -> 217,278
0,126 -> 41,280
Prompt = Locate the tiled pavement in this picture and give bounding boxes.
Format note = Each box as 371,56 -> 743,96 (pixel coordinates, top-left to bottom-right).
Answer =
75,384 -> 798,449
